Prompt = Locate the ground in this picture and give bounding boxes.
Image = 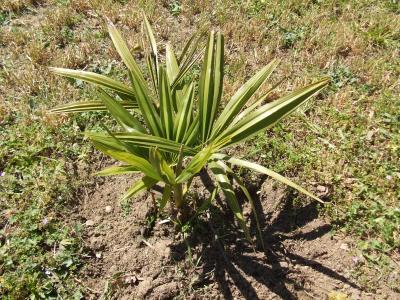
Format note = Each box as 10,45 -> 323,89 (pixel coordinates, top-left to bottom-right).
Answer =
0,0 -> 399,299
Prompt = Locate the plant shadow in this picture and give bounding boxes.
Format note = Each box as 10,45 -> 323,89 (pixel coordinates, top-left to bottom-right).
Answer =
169,173 -> 360,299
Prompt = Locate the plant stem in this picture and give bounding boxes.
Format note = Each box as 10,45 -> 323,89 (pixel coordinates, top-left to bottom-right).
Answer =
174,183 -> 184,208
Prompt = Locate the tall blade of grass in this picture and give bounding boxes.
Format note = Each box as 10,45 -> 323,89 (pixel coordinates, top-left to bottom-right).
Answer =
198,31 -> 215,142
218,78 -> 330,146
108,22 -> 162,136
209,160 -> 251,242
49,67 -> 136,98
211,59 -> 279,138
166,43 -> 180,83
213,154 -> 323,203
171,50 -> 204,90
143,14 -> 159,86
159,67 -> 174,139
208,32 -> 224,139
50,101 -> 137,113
107,23 -> 146,86
183,114 -> 200,146
98,88 -> 146,133
174,83 -> 194,143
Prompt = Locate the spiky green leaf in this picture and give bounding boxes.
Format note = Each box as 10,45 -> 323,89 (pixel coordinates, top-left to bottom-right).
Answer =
213,154 -> 323,203
211,59 -> 279,138
50,100 -> 137,113
121,176 -> 158,201
218,78 -> 330,147
49,67 -> 136,99
98,88 -> 146,133
96,165 -> 139,176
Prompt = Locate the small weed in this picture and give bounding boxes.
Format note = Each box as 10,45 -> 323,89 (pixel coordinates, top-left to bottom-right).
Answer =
169,1 -> 182,17
336,200 -> 400,269
245,0 -> 266,18
363,23 -> 399,48
0,11 -> 9,25
329,64 -> 358,91
281,28 -> 305,48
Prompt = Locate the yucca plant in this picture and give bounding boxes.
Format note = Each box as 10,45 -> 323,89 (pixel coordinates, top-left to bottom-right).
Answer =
50,16 -> 329,244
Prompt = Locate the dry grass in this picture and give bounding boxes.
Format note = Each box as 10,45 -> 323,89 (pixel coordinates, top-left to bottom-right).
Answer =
1,0 -> 399,297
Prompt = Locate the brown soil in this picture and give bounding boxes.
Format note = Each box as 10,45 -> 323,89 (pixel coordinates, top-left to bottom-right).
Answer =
73,175 -> 398,300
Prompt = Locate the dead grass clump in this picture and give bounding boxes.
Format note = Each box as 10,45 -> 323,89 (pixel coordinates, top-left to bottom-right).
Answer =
1,27 -> 30,47
26,41 -> 52,65
0,0 -> 43,14
53,43 -> 92,69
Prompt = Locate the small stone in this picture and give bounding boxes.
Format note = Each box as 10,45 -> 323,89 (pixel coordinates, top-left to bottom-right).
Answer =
124,275 -> 138,285
105,206 -> 112,213
366,130 -> 374,141
352,256 -> 361,265
316,185 -> 327,192
85,219 -> 95,226
279,261 -> 289,268
340,243 -> 350,251
89,236 -> 104,250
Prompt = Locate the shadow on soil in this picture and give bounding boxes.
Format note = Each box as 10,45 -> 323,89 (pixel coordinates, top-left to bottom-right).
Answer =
170,172 -> 359,299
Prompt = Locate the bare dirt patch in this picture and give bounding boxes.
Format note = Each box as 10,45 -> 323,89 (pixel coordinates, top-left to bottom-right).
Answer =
71,175 -> 398,299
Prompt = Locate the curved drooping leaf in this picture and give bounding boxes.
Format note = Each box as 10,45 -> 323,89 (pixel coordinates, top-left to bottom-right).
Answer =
49,67 -> 136,99
88,136 -> 160,180
209,160 -> 251,242
213,153 -> 323,203
121,176 -> 158,201
221,162 -> 265,250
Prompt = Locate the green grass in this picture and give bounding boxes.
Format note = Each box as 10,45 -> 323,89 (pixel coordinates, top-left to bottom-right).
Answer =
1,0 -> 399,297
0,112 -> 89,298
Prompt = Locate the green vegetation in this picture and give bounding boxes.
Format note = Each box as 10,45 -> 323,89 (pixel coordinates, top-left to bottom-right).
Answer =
50,17 -> 328,242
0,109 -> 95,297
1,0 -> 399,298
